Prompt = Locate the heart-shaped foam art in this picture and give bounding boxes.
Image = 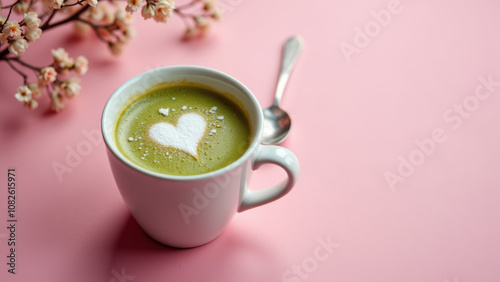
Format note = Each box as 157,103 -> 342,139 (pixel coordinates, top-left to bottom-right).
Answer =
149,113 -> 207,158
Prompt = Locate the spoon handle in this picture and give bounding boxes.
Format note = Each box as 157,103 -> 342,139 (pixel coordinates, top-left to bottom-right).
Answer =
273,36 -> 304,106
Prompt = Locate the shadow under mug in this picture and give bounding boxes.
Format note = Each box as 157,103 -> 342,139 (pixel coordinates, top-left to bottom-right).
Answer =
101,65 -> 300,248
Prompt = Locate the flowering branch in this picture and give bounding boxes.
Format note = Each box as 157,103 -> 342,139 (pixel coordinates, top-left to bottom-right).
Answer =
0,0 -> 222,112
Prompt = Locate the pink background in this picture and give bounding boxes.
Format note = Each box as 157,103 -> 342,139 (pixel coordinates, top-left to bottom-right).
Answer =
1,0 -> 500,281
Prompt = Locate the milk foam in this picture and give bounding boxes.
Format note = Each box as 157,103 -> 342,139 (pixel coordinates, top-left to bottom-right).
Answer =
149,113 -> 207,157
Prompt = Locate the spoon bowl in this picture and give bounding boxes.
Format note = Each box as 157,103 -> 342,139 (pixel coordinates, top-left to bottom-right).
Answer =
262,105 -> 292,145
261,36 -> 304,145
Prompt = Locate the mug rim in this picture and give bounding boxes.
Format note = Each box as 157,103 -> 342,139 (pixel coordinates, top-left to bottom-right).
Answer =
101,65 -> 263,181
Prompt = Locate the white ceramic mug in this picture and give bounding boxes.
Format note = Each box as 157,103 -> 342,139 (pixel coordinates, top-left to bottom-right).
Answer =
101,65 -> 299,248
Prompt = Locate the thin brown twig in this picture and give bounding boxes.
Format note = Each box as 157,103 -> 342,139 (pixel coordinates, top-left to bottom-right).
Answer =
76,18 -> 118,43
2,0 -> 21,26
175,1 -> 199,10
64,0 -> 85,7
5,59 -> 28,85
77,17 -> 114,30
174,9 -> 193,28
9,57 -> 42,72
41,4 -> 90,31
41,9 -> 58,29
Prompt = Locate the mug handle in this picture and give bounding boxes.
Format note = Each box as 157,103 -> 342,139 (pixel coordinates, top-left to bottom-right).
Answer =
238,145 -> 300,212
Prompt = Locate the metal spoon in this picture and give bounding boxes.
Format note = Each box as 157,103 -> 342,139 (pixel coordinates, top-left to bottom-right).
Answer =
261,36 -> 304,145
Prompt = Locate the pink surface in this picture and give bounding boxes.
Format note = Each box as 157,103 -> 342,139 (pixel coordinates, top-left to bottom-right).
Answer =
1,0 -> 500,281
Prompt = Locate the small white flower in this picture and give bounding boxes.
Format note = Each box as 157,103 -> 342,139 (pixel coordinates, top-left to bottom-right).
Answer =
195,16 -> 210,34
51,47 -> 68,61
203,0 -> 215,10
28,83 -> 41,98
54,0 -> 64,9
123,26 -> 135,40
109,41 -> 124,55
141,4 -> 155,20
211,6 -> 222,20
153,0 -> 174,23
24,99 -> 39,109
41,67 -> 57,84
14,85 -> 32,102
87,0 -> 98,7
50,89 -> 65,112
13,2 -> 29,14
8,38 -> 28,55
87,6 -> 104,21
116,6 -> 133,30
60,78 -> 81,98
126,0 -> 142,13
52,48 -> 74,69
2,21 -> 22,38
74,56 -> 89,75
100,2 -> 115,24
37,74 -> 47,88
24,11 -> 41,30
43,0 -> 64,10
25,28 -> 42,42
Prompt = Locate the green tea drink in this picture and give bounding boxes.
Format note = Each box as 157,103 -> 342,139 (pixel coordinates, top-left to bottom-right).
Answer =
115,84 -> 252,176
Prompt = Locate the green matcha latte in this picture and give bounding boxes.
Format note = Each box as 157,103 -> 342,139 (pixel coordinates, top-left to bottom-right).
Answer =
115,84 -> 252,176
